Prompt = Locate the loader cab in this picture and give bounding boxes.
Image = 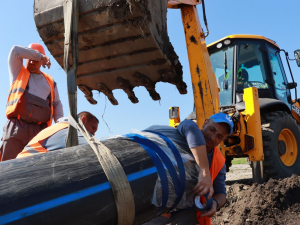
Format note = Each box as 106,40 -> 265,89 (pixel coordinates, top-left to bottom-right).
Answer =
208,35 -> 293,108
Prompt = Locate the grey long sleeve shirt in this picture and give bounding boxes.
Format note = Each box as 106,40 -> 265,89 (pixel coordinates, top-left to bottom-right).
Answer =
146,122 -> 226,196
8,45 -> 64,122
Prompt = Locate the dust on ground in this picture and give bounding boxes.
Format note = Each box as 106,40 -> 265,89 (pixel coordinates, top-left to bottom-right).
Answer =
212,163 -> 300,225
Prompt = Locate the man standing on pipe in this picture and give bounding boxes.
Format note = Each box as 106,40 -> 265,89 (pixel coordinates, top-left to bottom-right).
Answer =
16,111 -> 99,158
146,112 -> 233,225
0,44 -> 64,161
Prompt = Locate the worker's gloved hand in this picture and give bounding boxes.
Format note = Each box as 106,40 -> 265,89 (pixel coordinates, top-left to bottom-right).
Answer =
193,168 -> 214,199
41,55 -> 51,69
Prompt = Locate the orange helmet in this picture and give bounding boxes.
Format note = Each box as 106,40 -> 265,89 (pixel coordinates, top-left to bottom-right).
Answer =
28,43 -> 46,55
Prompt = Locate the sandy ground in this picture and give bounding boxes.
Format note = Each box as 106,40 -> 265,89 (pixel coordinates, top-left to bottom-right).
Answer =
226,164 -> 253,182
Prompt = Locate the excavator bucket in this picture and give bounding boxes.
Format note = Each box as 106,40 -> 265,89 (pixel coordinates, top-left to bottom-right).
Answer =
34,0 -> 187,105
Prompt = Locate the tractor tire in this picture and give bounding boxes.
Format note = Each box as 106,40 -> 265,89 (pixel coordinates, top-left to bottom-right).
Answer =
262,111 -> 300,180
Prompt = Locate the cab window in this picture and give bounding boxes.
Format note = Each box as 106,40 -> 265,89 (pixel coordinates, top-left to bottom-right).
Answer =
266,45 -> 290,105
209,45 -> 234,106
237,41 -> 269,92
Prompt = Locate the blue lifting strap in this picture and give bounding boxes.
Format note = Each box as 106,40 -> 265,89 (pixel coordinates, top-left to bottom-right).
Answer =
144,130 -> 186,211
125,133 -> 181,214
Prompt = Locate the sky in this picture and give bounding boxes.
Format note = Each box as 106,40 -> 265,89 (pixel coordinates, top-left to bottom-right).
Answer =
0,1 -> 299,140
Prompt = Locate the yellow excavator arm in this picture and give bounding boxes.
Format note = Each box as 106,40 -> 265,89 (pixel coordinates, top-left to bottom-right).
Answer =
170,1 -> 220,126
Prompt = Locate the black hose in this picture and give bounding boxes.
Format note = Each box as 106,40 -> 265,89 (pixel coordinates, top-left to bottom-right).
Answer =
201,0 -> 209,37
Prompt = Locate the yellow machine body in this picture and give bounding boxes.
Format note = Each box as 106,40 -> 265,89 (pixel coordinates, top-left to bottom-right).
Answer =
219,87 -> 264,162
169,107 -> 181,128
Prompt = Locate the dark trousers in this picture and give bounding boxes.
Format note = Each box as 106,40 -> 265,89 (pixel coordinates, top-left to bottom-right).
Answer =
0,118 -> 45,161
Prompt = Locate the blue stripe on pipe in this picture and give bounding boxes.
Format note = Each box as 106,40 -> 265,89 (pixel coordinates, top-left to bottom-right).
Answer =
0,167 -> 157,225
144,130 -> 186,211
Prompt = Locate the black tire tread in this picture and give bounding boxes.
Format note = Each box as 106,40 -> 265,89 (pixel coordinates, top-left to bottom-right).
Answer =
262,111 -> 300,180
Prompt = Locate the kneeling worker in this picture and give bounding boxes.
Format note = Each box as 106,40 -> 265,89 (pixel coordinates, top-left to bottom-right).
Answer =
17,111 -> 99,158
145,112 -> 233,225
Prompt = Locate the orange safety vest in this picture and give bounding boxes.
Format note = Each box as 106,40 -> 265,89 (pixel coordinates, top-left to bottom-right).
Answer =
17,122 -> 69,158
6,66 -> 55,127
197,147 -> 226,225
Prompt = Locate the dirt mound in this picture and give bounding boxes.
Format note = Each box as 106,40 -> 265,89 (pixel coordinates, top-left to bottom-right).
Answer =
212,174 -> 300,225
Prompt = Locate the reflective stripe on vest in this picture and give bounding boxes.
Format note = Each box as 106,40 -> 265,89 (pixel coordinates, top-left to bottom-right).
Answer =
6,66 -> 55,127
17,122 -> 69,158
197,147 -> 226,225
8,87 -> 25,95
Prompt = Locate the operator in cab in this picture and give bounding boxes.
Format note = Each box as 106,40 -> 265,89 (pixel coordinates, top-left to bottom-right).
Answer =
0,44 -> 64,161
17,111 -> 99,158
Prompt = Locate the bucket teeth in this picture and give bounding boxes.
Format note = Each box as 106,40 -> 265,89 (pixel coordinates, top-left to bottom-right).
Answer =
132,72 -> 155,89
176,81 -> 188,94
34,0 -> 187,105
117,77 -> 139,103
148,90 -> 161,101
132,71 -> 161,101
159,69 -> 188,94
78,85 -> 97,105
97,83 -> 118,105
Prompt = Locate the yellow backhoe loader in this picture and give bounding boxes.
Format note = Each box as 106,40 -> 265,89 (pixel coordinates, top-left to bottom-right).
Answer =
194,34 -> 300,183
169,1 -> 300,183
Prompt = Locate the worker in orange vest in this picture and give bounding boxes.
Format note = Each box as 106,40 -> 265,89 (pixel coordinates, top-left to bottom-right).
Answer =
17,111 -> 99,158
145,112 -> 233,225
0,44 -> 64,161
